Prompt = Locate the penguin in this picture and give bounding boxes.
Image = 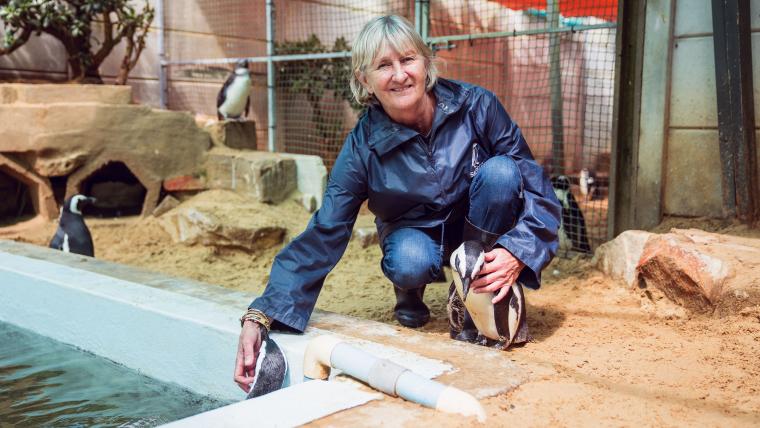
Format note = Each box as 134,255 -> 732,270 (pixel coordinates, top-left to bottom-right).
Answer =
217,59 -> 252,121
551,175 -> 591,253
579,168 -> 598,202
246,327 -> 288,399
49,194 -> 96,257
448,241 -> 529,349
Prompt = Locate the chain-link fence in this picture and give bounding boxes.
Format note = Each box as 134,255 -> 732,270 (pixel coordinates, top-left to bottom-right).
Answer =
163,0 -> 618,254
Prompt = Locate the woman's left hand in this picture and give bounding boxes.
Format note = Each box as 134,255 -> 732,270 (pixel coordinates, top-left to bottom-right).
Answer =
469,247 -> 525,304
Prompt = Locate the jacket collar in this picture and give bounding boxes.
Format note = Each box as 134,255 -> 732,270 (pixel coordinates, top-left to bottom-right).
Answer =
367,78 -> 471,157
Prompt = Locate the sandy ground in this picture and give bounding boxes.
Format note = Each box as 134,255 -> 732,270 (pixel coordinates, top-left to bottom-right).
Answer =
4,199 -> 760,427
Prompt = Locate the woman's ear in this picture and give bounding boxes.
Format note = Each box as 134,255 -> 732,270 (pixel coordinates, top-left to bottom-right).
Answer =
356,70 -> 372,94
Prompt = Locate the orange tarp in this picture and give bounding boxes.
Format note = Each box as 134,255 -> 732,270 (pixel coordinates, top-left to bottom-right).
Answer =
491,0 -> 618,21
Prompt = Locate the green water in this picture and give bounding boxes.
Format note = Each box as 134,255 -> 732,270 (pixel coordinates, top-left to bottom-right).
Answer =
0,322 -> 230,427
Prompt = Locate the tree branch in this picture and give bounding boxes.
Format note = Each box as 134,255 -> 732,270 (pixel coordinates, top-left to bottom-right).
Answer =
0,27 -> 32,56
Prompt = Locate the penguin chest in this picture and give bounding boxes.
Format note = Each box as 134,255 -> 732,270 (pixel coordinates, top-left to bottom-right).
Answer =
452,274 -> 504,340
219,76 -> 251,117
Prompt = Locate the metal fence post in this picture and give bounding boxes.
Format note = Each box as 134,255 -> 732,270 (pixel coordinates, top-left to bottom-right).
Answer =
266,0 -> 276,152
157,0 -> 167,109
548,0 -> 564,175
415,0 -> 429,43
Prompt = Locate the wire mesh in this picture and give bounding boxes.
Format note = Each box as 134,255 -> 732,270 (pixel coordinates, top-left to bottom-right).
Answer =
162,0 -> 618,253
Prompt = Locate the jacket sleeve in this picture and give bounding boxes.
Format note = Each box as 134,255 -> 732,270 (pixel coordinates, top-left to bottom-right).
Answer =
479,91 -> 561,289
248,135 -> 368,332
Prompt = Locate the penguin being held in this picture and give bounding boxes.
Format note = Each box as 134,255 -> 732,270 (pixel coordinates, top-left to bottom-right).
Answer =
551,175 -> 591,253
217,59 -> 252,121
448,240 -> 529,350
49,194 -> 96,257
246,326 -> 288,399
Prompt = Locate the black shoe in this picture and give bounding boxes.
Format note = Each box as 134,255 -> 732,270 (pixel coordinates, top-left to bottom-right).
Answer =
393,285 -> 430,328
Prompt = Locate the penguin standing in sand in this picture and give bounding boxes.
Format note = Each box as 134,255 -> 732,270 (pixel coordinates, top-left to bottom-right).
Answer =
551,175 -> 591,253
49,194 -> 96,257
217,59 -> 252,121
246,327 -> 288,399
447,240 -> 529,349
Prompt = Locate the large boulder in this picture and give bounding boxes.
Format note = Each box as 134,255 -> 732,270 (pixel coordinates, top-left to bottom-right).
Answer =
636,229 -> 760,315
159,190 -> 291,252
202,148 -> 297,204
593,230 -> 654,287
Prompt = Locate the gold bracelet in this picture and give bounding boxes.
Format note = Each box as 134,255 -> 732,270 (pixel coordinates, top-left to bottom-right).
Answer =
240,308 -> 272,331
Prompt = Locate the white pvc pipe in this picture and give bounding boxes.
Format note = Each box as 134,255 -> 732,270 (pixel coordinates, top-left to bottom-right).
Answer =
303,335 -> 486,422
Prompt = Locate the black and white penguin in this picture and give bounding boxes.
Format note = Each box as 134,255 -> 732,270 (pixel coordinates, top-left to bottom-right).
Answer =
579,168 -> 598,202
246,328 -> 288,399
49,194 -> 96,257
448,241 -> 529,349
551,175 -> 591,253
217,59 -> 252,121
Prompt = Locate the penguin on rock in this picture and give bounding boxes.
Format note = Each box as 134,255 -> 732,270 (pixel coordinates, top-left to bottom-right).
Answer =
49,194 -> 96,257
217,59 -> 252,121
551,175 -> 591,253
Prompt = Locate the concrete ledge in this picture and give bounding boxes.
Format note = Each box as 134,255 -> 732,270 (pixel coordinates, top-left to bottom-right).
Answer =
0,83 -> 132,105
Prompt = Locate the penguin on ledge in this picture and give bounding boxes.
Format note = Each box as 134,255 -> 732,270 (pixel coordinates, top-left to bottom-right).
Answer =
217,59 -> 252,121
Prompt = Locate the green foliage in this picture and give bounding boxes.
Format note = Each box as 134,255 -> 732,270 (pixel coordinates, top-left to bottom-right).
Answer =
276,34 -> 363,145
0,0 -> 154,84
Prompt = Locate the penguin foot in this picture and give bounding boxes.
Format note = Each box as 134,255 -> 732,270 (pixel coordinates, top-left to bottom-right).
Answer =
453,328 -> 479,343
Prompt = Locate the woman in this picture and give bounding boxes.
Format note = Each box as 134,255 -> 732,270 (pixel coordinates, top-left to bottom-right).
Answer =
234,15 -> 560,392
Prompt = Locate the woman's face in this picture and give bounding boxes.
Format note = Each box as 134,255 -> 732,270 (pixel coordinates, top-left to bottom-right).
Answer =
360,44 -> 428,117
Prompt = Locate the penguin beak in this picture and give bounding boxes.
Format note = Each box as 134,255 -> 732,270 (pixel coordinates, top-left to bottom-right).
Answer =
85,197 -> 97,206
462,277 -> 471,301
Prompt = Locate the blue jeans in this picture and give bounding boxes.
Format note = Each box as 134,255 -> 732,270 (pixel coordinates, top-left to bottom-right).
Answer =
381,156 -> 523,290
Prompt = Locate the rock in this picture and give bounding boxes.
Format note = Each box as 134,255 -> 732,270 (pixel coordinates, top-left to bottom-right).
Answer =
163,175 -> 206,192
205,120 -> 257,150
353,227 -> 379,249
152,195 -> 180,217
636,229 -> 760,315
159,190 -> 289,252
593,230 -> 654,287
203,148 -> 296,204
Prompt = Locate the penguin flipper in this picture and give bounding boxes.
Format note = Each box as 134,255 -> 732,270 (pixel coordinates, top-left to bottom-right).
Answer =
244,96 -> 250,119
49,229 -> 64,250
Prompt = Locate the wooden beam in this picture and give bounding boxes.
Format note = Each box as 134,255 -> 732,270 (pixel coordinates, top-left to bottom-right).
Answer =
610,0 -> 648,238
711,0 -> 758,222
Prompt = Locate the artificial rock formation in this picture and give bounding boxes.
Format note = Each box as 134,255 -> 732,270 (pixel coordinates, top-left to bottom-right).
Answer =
597,228 -> 760,316
0,83 -> 211,217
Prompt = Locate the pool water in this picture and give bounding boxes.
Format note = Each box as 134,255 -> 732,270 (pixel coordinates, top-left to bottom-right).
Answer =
0,322 -> 230,427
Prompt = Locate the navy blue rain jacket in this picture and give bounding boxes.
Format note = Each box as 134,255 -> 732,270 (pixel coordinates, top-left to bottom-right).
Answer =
250,78 -> 561,332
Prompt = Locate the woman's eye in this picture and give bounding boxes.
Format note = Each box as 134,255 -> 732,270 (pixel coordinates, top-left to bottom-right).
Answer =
402,56 -> 415,63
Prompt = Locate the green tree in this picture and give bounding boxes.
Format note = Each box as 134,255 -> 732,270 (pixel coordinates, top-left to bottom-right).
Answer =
0,0 -> 154,84
276,35 -> 363,163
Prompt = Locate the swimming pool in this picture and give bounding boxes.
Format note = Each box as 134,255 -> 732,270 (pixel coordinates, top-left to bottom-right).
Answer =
0,321 -> 228,426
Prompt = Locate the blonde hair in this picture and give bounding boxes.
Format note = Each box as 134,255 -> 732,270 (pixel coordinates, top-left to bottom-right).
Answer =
350,15 -> 438,106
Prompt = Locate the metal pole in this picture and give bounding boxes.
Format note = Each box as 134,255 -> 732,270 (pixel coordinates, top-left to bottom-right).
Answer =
415,0 -> 429,43
266,0 -> 276,153
157,0 -> 167,109
711,0 -> 757,222
548,0 -> 565,175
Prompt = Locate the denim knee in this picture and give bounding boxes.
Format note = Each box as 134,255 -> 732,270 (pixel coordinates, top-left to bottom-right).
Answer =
471,156 -> 522,203
381,229 -> 441,289
469,156 -> 523,233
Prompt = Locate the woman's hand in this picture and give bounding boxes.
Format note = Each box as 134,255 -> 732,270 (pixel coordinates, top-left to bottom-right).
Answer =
469,247 -> 525,304
234,321 -> 263,392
